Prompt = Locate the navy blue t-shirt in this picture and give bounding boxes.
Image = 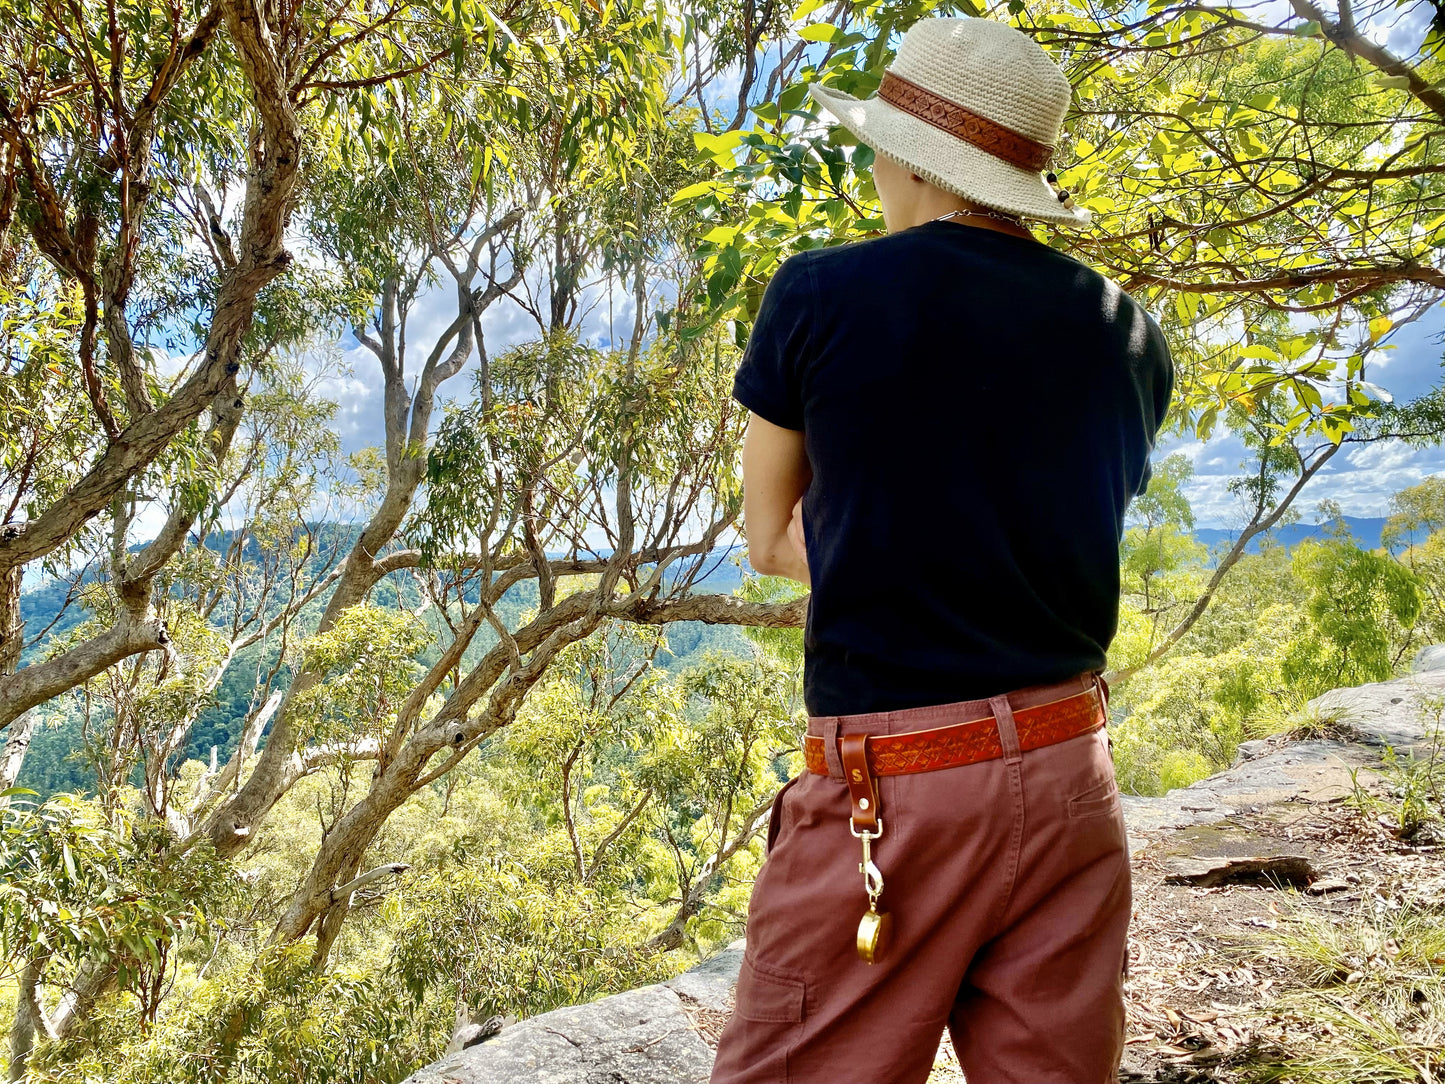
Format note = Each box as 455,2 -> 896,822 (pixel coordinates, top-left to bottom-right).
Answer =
732,219 -> 1174,717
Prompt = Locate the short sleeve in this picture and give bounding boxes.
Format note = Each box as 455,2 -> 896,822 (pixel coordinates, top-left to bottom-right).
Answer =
732,255 -> 813,431
1134,313 -> 1176,497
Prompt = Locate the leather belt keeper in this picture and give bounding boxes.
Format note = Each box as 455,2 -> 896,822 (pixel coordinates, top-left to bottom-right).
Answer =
805,684 -> 1106,781
840,732 -> 879,833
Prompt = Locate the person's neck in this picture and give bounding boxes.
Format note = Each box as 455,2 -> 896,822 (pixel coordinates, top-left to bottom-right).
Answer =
894,197 -> 1034,241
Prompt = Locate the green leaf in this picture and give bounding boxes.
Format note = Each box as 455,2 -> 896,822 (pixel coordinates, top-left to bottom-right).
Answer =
693,130 -> 746,165
671,180 -> 720,204
797,23 -> 842,42
1238,344 -> 1280,360
1197,405 -> 1218,441
779,82 -> 808,114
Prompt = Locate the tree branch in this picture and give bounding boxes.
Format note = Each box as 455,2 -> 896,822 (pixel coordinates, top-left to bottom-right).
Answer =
1289,0 -> 1445,123
328,862 -> 410,904
1107,442 -> 1341,686
583,788 -> 653,884
612,593 -> 809,628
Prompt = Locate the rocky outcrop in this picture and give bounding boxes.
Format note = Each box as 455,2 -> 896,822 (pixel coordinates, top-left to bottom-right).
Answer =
1118,668 -> 1441,851
401,669 -> 1441,1084
402,944 -> 741,1084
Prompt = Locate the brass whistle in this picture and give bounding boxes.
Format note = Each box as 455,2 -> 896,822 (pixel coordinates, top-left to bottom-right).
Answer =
856,905 -> 893,964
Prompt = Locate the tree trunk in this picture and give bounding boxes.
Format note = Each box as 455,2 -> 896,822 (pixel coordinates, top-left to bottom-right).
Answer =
47,958 -> 116,1041
1104,443 -> 1341,688
0,562 -> 32,802
8,953 -> 51,1083
0,564 -> 20,679
273,776 -> 406,954
0,712 -> 38,797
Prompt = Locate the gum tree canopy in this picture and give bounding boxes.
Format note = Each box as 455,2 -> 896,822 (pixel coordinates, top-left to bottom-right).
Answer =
0,0 -> 538,734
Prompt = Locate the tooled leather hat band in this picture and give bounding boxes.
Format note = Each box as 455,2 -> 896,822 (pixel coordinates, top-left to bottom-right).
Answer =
876,69 -> 1054,172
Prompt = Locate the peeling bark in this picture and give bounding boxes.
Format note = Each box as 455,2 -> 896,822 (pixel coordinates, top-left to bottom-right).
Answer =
0,0 -> 303,739
0,712 -> 39,797
47,959 -> 115,1041
7,953 -> 52,1084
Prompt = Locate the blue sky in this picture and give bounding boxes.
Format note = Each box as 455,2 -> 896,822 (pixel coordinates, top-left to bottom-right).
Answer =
1161,305 -> 1445,528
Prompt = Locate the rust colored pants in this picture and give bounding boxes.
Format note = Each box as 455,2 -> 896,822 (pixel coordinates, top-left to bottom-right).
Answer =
710,678 -> 1132,1084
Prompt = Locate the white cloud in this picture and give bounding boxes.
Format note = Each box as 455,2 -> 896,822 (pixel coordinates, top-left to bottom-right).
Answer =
1163,438 -> 1206,464
1346,441 -> 1416,471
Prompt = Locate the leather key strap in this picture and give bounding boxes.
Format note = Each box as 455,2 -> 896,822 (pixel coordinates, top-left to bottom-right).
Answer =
840,732 -> 879,833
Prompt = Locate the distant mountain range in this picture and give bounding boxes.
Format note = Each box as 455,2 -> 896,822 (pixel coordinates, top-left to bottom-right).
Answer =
1195,516 -> 1388,554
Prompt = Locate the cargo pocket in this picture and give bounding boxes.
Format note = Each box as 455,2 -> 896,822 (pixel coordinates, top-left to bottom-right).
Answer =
725,956 -> 807,1083
737,957 -> 806,1022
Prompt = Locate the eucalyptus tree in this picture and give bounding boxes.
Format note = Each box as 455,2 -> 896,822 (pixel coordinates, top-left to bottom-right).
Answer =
641,648 -> 802,952
0,358 -> 359,1077
38,360 -> 354,824
0,0 -> 520,760
0,793 -> 232,1081
151,0 -> 808,973
1382,475 -> 1445,641
2,0 -> 818,1064
0,0 -> 546,1066
242,259 -> 805,967
670,0 -> 1445,684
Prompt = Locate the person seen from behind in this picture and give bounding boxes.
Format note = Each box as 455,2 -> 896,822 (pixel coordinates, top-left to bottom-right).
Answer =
710,15 -> 1174,1084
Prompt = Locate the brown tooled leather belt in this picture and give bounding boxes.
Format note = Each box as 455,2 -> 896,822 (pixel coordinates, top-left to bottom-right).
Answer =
803,682 -> 1106,780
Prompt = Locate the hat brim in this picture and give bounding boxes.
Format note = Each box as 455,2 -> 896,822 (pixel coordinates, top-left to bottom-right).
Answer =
807,82 -> 1091,227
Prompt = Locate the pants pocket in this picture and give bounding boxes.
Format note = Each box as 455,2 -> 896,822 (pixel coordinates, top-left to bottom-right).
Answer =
713,956 -> 807,1083
766,775 -> 802,855
736,956 -> 806,1023
1066,774 -> 1122,819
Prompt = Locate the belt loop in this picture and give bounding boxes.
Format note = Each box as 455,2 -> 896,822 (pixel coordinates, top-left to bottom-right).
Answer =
1093,670 -> 1111,719
990,694 -> 1023,765
822,717 -> 844,778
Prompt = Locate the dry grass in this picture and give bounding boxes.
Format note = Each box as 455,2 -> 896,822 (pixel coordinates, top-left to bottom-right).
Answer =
1240,889 -> 1445,1084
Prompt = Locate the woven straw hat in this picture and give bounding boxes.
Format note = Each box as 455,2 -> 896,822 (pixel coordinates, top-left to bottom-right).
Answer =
807,17 -> 1090,226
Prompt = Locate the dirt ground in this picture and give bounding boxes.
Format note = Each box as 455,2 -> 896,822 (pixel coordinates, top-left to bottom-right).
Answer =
926,787 -> 1445,1083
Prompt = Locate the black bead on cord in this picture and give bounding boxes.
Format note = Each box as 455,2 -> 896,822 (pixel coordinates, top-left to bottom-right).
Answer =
1045,172 -> 1076,210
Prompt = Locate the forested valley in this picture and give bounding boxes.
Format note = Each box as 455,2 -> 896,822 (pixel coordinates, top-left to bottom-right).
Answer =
4,0 -> 1445,1080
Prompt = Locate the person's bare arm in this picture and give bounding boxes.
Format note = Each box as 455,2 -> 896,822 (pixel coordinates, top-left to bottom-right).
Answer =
741,412 -> 812,585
